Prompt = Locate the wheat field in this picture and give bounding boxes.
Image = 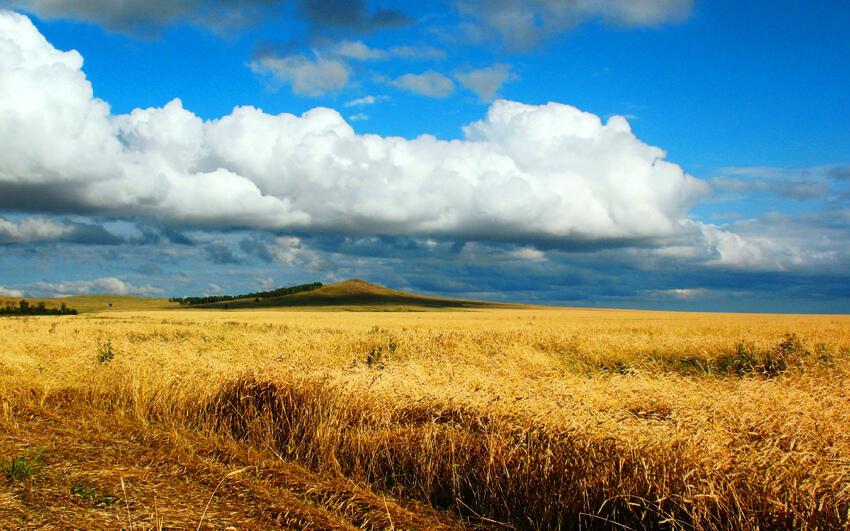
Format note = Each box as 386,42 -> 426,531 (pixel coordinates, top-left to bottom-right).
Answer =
1,307 -> 849,529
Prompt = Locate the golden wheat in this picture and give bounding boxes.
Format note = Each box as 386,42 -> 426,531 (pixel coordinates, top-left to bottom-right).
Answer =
1,308 -> 848,528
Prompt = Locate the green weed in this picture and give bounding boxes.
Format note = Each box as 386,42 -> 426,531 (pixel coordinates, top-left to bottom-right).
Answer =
96,339 -> 115,364
4,447 -> 45,482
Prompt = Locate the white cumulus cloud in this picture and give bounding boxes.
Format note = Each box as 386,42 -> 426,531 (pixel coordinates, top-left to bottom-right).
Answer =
1,10 -> 714,250
646,219 -> 844,273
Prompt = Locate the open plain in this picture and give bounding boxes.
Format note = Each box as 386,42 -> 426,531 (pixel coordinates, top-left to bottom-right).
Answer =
1,304 -> 848,529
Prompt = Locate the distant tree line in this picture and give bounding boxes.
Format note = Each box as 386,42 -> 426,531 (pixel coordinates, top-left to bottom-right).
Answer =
169,282 -> 324,306
0,300 -> 78,316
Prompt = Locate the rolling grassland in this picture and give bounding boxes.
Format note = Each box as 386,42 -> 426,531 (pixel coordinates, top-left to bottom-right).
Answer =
1,308 -> 849,529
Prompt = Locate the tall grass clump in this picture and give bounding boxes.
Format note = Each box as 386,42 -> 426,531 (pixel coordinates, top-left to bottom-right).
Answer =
715,333 -> 809,377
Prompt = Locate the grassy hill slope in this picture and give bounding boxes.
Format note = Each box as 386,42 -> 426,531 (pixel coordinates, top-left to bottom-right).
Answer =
197,279 -> 519,311
1,280 -> 518,314
1,295 -> 176,314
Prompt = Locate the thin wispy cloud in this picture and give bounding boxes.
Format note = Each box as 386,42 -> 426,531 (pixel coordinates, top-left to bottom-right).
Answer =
455,63 -> 518,102
344,95 -> 388,107
35,276 -> 164,296
390,70 -> 456,97
248,53 -> 350,96
454,0 -> 693,50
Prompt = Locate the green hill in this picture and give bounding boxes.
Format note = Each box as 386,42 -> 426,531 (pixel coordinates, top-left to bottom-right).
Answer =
1,280 -> 520,314
196,279 -> 517,311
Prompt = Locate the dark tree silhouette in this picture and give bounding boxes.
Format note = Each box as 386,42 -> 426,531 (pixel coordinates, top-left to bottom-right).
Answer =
170,282 -> 323,306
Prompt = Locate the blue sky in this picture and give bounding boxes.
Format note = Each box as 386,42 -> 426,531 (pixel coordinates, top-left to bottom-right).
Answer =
0,0 -> 848,312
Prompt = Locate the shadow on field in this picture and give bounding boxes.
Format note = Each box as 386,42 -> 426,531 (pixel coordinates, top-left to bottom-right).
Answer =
199,293 -> 511,310
205,377 -> 825,530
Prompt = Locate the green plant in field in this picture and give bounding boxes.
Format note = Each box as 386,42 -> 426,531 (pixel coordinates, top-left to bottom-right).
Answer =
814,343 -> 832,364
675,356 -> 712,374
366,345 -> 384,367
96,495 -> 118,507
596,359 -> 636,375
96,339 -> 114,364
70,483 -> 117,506
71,483 -> 98,499
715,340 -> 760,375
716,334 -> 809,377
776,332 -> 806,357
365,326 -> 399,368
760,332 -> 808,377
4,447 -> 45,482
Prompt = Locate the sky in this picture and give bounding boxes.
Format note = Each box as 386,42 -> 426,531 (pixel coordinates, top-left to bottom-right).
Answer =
0,0 -> 848,313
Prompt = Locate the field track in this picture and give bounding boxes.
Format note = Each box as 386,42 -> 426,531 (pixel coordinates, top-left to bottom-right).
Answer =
0,399 -> 461,529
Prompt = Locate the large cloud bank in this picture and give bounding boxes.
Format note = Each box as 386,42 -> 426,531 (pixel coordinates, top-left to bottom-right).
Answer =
0,10 -> 707,244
